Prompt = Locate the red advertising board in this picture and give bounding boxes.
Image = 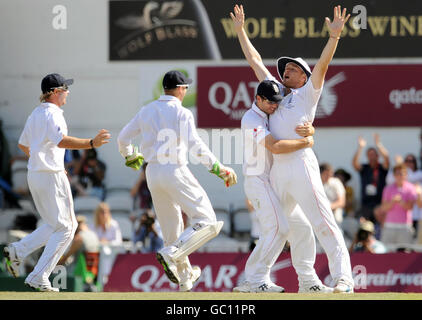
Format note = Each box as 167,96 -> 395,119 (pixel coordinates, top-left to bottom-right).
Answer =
104,252 -> 422,292
196,64 -> 422,128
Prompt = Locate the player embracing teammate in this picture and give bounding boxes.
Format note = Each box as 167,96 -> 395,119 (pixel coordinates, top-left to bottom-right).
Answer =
231,4 -> 354,293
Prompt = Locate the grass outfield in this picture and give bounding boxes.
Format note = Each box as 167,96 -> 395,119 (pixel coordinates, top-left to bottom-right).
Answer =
0,292 -> 422,300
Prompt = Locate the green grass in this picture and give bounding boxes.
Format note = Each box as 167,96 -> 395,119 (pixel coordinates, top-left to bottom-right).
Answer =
0,292 -> 422,300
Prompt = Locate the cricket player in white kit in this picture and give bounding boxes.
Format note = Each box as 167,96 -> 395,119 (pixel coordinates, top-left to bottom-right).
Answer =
231,5 -> 354,293
237,80 -> 333,293
3,73 -> 110,291
117,70 -> 237,292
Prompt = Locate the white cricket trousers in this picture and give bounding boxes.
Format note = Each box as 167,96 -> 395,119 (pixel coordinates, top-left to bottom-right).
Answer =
13,171 -> 77,285
270,149 -> 353,286
146,163 -> 216,281
244,175 -> 321,287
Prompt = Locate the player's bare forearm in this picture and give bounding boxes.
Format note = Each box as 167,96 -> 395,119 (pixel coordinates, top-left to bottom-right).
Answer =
230,4 -> 270,82
263,135 -> 313,154
18,143 -> 30,157
58,129 -> 110,149
311,6 -> 350,89
311,38 -> 338,89
58,135 -> 91,149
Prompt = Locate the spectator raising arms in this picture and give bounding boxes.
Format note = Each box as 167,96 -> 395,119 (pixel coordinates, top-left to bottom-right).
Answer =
352,134 -> 390,223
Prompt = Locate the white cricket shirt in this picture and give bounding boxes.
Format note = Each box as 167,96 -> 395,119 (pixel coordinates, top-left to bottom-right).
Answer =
118,95 -> 217,169
268,75 -> 322,160
241,103 -> 272,177
18,102 -> 67,172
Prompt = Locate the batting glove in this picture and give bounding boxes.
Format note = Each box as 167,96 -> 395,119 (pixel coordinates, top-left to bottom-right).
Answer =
125,146 -> 144,171
209,161 -> 238,187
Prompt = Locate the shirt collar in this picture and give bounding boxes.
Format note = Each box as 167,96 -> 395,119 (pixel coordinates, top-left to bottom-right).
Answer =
41,102 -> 64,113
158,95 -> 182,103
251,102 -> 268,120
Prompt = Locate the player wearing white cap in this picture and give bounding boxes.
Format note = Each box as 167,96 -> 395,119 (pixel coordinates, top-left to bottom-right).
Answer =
231,5 -> 354,293
236,80 -> 333,293
3,73 -> 111,292
117,70 -> 237,292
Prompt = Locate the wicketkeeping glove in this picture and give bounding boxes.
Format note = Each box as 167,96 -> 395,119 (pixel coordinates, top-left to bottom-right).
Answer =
125,146 -> 144,170
209,161 -> 238,187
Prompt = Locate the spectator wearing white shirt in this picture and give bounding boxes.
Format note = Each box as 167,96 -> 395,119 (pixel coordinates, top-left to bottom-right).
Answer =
320,163 -> 346,225
92,202 -> 122,246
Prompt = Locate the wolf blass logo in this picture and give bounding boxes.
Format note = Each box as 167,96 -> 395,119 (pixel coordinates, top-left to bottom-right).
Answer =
113,1 -> 198,58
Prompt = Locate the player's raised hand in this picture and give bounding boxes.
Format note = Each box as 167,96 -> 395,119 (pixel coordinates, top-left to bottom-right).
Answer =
230,4 -> 245,33
357,136 -> 366,148
325,5 -> 350,38
92,129 -> 111,148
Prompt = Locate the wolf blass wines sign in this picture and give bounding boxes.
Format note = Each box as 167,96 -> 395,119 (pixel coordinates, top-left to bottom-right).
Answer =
110,0 -> 422,60
109,0 -> 221,60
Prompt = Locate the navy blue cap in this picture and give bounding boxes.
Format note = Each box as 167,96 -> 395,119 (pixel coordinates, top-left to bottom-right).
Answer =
257,80 -> 283,102
162,70 -> 192,90
41,73 -> 73,93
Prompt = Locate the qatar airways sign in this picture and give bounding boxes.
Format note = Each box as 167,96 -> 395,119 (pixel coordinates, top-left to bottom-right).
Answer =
104,252 -> 422,292
196,64 -> 422,127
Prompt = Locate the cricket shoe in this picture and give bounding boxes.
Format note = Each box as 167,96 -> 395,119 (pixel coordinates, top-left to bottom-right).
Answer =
179,266 -> 201,292
24,281 -> 59,292
334,278 -> 354,293
156,251 -> 180,284
298,283 -> 334,293
251,282 -> 285,293
3,244 -> 21,278
233,281 -> 252,293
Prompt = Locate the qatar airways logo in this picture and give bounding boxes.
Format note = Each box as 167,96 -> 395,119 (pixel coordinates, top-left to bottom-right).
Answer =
130,259 -> 292,291
206,73 -> 346,120
389,87 -> 422,109
316,72 -> 346,118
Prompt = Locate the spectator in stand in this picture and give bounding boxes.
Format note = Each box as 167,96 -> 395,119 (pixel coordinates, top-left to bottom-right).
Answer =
380,164 -> 417,245
130,162 -> 152,211
74,148 -> 106,200
414,184 -> 422,244
91,202 -> 122,246
58,215 -> 100,291
386,154 -> 422,235
349,219 -> 387,254
419,128 -> 422,169
133,211 -> 164,253
352,134 -> 390,223
320,163 -> 346,225
64,149 -> 82,197
246,198 -> 260,251
334,168 -> 356,217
